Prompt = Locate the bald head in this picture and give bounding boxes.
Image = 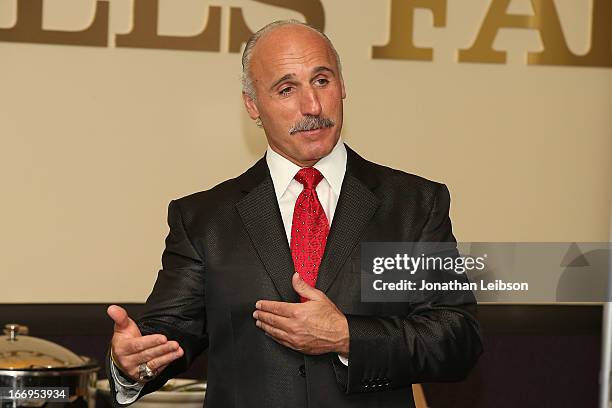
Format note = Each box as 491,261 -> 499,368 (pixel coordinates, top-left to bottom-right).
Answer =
241,20 -> 342,100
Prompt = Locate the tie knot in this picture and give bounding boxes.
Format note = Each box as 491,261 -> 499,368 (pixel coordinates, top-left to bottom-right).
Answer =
294,167 -> 324,190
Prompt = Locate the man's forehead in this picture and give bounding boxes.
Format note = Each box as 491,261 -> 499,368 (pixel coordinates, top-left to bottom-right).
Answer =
250,26 -> 337,79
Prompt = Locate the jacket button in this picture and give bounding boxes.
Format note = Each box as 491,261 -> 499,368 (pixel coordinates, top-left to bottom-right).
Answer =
298,364 -> 306,377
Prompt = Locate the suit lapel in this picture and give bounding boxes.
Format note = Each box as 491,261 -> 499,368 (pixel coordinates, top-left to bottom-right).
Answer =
315,147 -> 380,294
235,158 -> 299,303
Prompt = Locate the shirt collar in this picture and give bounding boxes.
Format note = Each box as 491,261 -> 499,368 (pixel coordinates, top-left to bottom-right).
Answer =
266,138 -> 347,199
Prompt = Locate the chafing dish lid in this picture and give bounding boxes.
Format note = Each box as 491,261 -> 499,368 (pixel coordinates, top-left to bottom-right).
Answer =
0,323 -> 91,370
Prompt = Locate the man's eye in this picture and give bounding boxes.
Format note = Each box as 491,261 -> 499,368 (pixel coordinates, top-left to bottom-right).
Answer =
314,78 -> 329,86
279,87 -> 293,96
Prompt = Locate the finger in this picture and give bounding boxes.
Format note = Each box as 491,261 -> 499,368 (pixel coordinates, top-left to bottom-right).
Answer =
146,346 -> 184,373
117,334 -> 168,356
255,300 -> 296,317
291,273 -> 324,301
123,341 -> 180,365
107,305 -> 131,332
256,320 -> 291,344
253,310 -> 292,332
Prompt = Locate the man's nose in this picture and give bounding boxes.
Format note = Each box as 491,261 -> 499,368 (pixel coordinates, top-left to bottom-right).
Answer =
300,88 -> 322,117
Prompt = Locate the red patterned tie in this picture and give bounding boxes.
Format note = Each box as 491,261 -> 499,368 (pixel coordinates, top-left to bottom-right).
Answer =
290,167 -> 330,302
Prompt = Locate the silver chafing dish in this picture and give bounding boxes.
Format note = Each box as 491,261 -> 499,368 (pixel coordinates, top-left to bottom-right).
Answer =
0,323 -> 99,407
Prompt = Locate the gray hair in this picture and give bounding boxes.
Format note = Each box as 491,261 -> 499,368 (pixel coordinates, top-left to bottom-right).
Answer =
241,20 -> 342,101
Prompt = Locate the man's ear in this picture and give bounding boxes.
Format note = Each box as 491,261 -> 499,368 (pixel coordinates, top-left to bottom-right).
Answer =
340,77 -> 346,99
242,92 -> 260,120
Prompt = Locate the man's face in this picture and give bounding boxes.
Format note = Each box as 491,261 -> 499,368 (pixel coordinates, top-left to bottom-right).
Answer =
243,25 -> 346,167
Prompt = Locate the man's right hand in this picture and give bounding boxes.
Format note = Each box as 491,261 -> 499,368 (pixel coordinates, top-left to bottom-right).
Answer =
107,305 -> 184,383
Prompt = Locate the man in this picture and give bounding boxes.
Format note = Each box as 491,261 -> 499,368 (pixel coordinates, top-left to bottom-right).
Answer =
106,20 -> 482,408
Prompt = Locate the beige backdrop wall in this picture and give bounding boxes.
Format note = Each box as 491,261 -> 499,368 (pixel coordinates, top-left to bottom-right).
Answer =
1,0 -> 610,303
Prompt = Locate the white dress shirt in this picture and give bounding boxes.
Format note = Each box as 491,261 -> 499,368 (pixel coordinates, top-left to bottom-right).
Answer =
110,359 -> 145,404
112,139 -> 348,402
266,138 -> 347,247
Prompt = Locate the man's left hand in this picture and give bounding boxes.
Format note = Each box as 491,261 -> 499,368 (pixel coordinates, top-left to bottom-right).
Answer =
253,273 -> 349,357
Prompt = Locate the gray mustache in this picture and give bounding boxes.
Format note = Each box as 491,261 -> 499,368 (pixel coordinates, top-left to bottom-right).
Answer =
289,115 -> 335,135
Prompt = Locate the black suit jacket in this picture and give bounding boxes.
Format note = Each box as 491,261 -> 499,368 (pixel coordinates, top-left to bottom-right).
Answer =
107,145 -> 482,408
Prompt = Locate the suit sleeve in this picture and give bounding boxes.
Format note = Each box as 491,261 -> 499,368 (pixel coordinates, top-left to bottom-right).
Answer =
332,184 -> 483,394
107,200 -> 209,407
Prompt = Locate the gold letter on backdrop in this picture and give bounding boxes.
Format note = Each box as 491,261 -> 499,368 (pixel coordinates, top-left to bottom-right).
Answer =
459,0 -> 612,67
229,0 -> 325,53
372,0 -> 447,61
229,7 -> 251,53
116,0 -> 221,51
529,0 -> 612,67
0,0 -> 108,47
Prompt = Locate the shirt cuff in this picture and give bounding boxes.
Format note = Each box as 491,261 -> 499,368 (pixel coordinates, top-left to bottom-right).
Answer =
337,354 -> 349,366
110,356 -> 144,404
